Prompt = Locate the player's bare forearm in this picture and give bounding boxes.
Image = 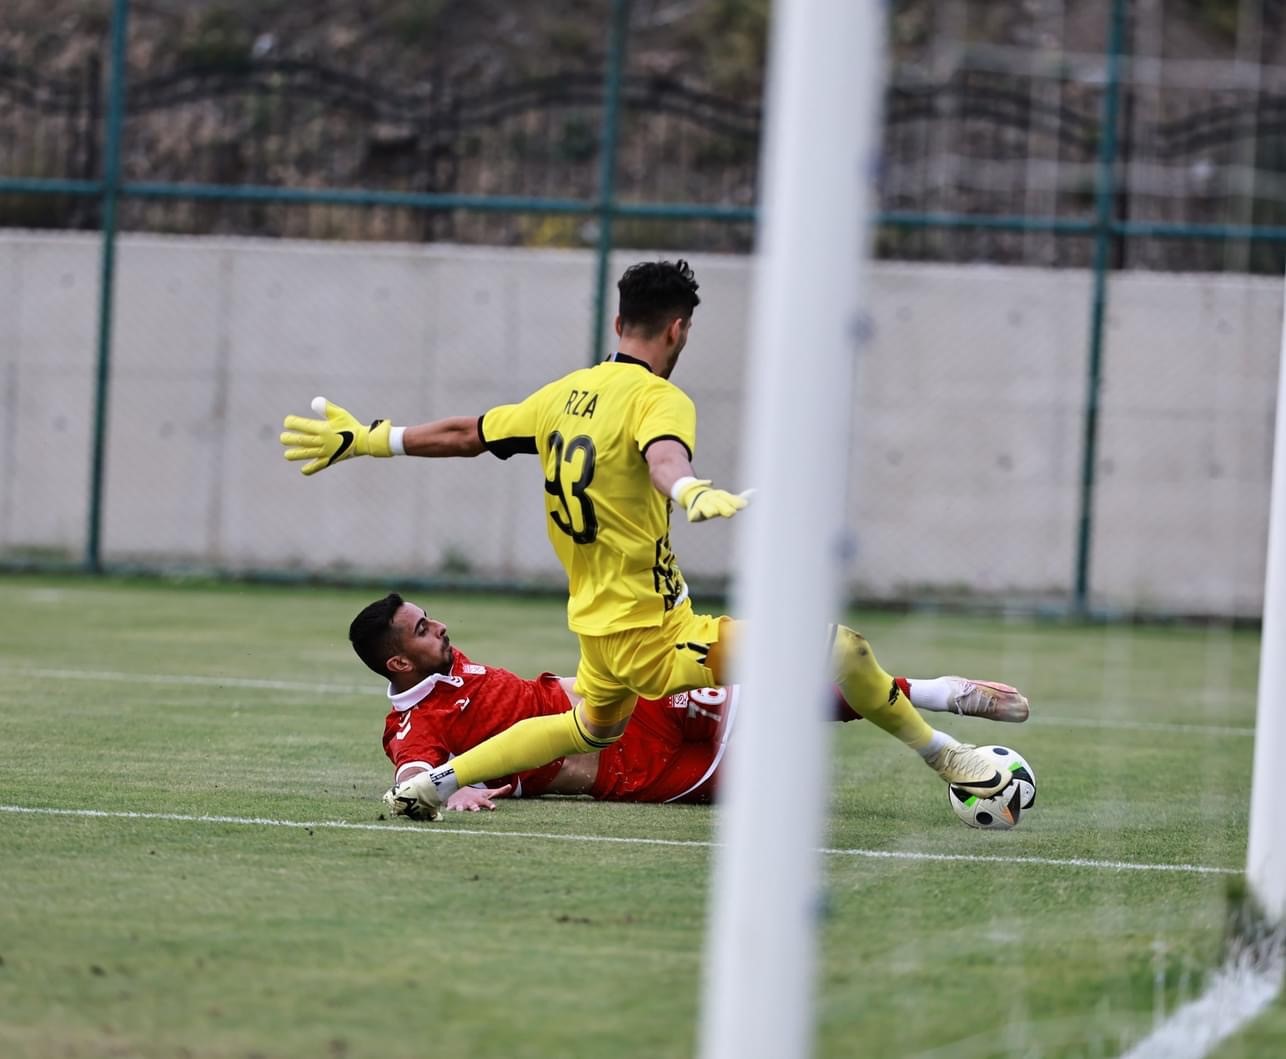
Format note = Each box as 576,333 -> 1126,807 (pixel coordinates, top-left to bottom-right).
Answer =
645,438 -> 696,497
402,416 -> 486,458
646,437 -> 752,522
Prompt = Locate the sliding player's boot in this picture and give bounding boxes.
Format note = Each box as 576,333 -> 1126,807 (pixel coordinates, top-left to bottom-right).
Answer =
943,677 -> 1030,723
383,773 -> 444,822
923,741 -> 1008,797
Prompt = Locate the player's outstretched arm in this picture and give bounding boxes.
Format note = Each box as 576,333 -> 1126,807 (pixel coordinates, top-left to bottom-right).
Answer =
645,439 -> 752,523
401,416 -> 486,458
281,396 -> 484,476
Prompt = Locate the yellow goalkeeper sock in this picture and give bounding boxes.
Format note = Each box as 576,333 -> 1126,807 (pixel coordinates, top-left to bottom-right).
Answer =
830,625 -> 935,751
446,708 -> 610,789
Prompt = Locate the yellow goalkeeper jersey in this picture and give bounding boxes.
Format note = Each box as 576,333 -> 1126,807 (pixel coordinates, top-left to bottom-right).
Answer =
479,353 -> 697,635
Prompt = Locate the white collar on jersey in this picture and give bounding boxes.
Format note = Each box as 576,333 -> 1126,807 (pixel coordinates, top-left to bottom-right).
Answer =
387,671 -> 465,713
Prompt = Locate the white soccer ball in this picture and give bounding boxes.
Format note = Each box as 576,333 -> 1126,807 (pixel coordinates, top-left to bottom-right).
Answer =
947,745 -> 1037,830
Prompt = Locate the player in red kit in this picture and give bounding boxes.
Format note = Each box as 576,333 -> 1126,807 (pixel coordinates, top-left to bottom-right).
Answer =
351,593 -> 1030,818
381,659 -> 740,807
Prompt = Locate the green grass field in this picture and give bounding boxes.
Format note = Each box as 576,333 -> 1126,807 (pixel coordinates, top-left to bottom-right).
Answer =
0,573 -> 1280,1058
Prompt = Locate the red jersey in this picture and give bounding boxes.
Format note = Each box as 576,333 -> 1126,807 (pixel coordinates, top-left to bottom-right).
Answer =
589,685 -> 736,804
586,685 -> 858,802
382,651 -> 855,804
381,649 -> 736,802
382,649 -> 572,797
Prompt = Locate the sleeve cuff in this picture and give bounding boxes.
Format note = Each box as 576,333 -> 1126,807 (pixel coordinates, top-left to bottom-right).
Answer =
670,475 -> 700,503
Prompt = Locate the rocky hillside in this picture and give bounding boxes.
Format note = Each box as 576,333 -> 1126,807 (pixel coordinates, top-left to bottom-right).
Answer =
9,0 -> 1274,104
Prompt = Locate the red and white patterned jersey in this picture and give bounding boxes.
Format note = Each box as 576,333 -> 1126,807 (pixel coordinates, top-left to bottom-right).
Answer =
589,685 -> 737,804
586,686 -> 857,803
381,649 -> 572,797
382,650 -> 857,804
380,648 -> 740,801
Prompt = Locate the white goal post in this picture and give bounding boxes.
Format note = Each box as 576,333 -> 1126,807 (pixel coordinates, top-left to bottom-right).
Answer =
697,2 -> 885,1057
1246,277 -> 1286,926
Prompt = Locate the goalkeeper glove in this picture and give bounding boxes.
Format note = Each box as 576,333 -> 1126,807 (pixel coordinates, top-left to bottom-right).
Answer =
280,396 -> 395,476
671,476 -> 752,523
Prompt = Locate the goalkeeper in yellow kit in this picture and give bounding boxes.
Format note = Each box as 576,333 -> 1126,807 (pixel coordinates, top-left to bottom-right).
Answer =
281,260 -> 1011,820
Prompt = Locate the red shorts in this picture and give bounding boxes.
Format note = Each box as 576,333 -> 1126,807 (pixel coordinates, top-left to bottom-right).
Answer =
589,686 -> 738,804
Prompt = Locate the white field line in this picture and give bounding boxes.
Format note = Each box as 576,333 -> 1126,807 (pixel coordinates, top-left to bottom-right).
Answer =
0,665 -> 1255,738
0,805 -> 1240,875
1119,938 -> 1284,1059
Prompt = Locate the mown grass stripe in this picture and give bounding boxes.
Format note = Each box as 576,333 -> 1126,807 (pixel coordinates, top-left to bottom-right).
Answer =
0,666 -> 1255,736
0,664 -> 371,695
0,805 -> 1240,875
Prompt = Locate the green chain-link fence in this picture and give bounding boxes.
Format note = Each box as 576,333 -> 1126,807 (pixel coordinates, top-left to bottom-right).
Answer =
2,0 -> 1283,618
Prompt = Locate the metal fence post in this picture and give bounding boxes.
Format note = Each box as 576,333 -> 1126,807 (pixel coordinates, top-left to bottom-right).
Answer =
1074,0 -> 1127,615
85,0 -> 129,572
589,0 -> 630,365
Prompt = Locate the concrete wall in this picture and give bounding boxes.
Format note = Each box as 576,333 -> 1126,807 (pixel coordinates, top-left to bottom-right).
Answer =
0,232 -> 1278,616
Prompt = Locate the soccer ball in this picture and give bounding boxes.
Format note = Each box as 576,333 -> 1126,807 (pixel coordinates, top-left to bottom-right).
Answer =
947,745 -> 1037,830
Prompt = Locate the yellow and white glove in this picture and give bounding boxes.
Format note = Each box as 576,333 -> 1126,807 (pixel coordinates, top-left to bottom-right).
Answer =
671,476 -> 752,523
280,396 -> 396,476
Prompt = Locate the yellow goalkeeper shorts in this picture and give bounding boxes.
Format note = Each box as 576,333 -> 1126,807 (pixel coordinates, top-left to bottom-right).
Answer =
573,601 -> 735,712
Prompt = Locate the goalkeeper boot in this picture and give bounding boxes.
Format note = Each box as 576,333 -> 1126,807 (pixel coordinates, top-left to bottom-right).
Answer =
383,773 -> 444,822
923,740 -> 1008,797
943,677 -> 1030,723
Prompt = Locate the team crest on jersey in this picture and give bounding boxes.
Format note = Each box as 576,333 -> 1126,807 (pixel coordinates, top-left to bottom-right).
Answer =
461,663 -> 486,675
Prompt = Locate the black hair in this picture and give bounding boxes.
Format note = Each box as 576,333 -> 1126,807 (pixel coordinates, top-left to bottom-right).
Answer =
349,592 -> 405,679
617,259 -> 700,337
